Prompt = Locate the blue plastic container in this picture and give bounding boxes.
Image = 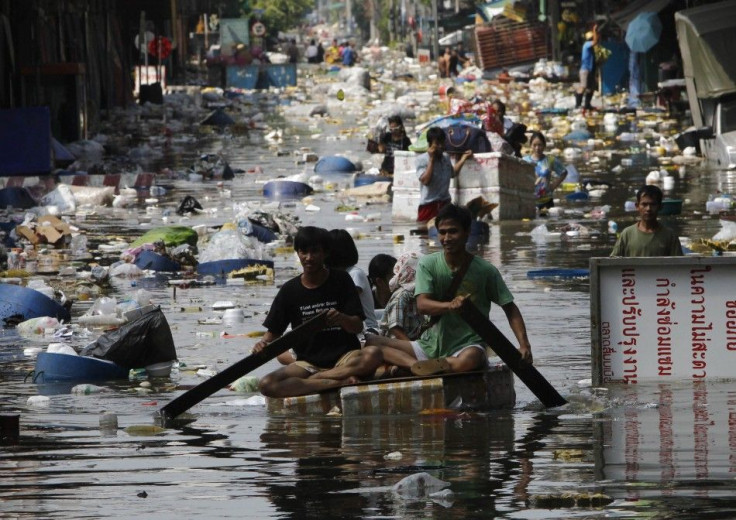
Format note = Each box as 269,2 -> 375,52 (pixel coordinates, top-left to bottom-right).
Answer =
0,187 -> 37,209
34,352 -> 128,382
262,180 -> 313,199
248,222 -> 277,243
0,283 -> 70,324
353,174 -> 391,187
197,258 -> 275,277
134,250 -> 181,272
314,156 -> 357,174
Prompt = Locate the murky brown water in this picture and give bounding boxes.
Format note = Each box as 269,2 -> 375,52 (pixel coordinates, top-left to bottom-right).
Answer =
2,93 -> 736,518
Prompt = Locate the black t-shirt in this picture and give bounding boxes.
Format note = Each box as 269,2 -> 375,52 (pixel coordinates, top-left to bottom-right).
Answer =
263,269 -> 364,368
379,133 -> 412,174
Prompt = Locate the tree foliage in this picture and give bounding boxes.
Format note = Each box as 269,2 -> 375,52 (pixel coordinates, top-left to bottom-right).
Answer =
238,0 -> 313,36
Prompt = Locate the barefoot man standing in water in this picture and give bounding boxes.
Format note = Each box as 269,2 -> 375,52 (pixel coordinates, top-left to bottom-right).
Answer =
253,226 -> 383,397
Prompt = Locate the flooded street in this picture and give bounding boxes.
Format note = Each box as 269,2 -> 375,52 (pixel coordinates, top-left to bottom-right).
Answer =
3,83 -> 736,518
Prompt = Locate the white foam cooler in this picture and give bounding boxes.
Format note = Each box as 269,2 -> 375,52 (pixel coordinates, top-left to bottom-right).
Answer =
392,151 -> 537,221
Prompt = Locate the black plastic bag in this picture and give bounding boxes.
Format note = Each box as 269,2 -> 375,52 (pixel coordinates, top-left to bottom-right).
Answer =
177,195 -> 203,215
80,307 -> 177,368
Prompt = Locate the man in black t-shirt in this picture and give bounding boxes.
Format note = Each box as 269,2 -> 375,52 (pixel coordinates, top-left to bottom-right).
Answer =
253,226 -> 383,397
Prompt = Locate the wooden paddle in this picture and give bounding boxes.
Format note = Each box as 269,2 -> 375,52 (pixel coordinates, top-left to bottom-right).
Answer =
458,299 -> 567,408
159,311 -> 327,421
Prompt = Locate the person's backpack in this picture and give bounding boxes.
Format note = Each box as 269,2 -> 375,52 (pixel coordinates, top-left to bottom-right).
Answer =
504,122 -> 528,157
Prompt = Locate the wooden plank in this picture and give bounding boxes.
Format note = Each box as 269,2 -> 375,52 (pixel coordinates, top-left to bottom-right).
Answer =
159,311 -> 327,421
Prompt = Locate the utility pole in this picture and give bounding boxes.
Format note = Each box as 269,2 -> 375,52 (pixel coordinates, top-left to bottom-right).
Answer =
431,0 -> 438,61
549,0 -> 560,61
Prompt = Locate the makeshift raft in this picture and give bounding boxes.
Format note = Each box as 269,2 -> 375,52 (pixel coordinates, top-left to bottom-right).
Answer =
266,363 -> 515,416
391,151 -> 536,221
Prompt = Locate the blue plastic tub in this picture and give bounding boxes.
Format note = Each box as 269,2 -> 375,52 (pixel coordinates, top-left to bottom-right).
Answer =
34,352 -> 128,382
248,222 -> 277,243
0,187 -> 37,209
262,180 -> 313,199
314,156 -> 357,174
353,174 -> 391,187
134,250 -> 181,272
0,283 -> 70,324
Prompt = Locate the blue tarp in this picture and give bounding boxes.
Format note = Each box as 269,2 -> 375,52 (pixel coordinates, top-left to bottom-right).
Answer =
0,107 -> 51,176
601,41 -> 630,95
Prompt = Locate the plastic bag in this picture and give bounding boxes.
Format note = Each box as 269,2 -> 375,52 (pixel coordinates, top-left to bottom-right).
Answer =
713,220 -> 736,242
17,316 -> 61,336
80,307 -> 177,369
40,184 -> 76,213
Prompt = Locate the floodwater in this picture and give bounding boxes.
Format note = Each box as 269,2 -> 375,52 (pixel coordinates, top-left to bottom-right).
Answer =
3,95 -> 736,518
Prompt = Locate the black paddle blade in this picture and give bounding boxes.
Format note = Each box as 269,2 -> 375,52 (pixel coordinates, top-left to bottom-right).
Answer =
159,311 -> 327,421
458,300 -> 567,408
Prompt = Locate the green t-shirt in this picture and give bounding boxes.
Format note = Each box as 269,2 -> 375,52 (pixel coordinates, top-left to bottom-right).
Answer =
610,224 -> 683,257
414,252 -> 514,358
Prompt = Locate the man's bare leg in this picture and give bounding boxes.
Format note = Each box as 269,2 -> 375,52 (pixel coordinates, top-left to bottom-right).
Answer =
311,346 -> 383,381
365,333 -> 419,370
259,364 -> 345,398
445,346 -> 486,373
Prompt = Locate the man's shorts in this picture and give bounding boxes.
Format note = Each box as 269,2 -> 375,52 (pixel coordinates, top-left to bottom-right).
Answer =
417,198 -> 450,223
410,341 -> 486,362
294,349 -> 361,374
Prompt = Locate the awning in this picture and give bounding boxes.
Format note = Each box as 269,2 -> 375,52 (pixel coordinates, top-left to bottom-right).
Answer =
610,0 -> 673,30
476,0 -> 517,23
675,1 -> 736,99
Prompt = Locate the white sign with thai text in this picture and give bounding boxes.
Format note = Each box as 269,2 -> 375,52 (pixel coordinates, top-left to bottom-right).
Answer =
590,257 -> 736,384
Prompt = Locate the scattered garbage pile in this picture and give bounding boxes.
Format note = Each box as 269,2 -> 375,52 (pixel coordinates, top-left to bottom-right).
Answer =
28,305 -> 178,383
80,306 -> 177,371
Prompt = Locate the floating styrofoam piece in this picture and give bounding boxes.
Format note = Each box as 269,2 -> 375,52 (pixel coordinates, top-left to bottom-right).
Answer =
27,395 -> 51,407
392,472 -> 450,498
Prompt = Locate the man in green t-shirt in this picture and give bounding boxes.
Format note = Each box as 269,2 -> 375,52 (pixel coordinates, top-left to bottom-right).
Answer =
366,204 -> 533,376
611,185 -> 683,257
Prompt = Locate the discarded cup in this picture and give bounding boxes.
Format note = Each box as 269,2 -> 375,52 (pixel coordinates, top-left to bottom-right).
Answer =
223,308 -> 245,325
99,413 -> 118,434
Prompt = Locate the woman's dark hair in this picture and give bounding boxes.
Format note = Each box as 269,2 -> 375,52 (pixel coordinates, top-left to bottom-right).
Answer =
368,254 -> 397,284
636,184 -> 663,205
324,229 -> 359,269
294,226 -> 331,253
492,99 -> 506,117
387,115 -> 403,127
528,131 -> 546,147
435,203 -> 472,231
427,126 -> 446,145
